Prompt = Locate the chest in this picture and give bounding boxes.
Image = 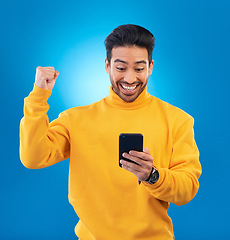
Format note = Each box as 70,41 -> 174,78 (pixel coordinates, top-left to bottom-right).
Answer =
70,106 -> 173,170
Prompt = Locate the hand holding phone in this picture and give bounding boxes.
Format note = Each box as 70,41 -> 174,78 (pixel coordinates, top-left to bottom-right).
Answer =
119,134 -> 155,184
119,133 -> 143,167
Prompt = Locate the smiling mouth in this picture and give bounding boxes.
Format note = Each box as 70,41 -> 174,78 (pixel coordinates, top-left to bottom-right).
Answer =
120,83 -> 140,92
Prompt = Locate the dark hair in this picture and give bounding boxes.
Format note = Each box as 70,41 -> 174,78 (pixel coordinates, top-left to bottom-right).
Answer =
105,24 -> 155,64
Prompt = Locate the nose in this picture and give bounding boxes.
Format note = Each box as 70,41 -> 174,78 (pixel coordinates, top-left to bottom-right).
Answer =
124,69 -> 136,84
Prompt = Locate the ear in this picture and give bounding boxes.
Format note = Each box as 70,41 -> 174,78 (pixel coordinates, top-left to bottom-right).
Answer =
105,58 -> 110,74
148,60 -> 154,76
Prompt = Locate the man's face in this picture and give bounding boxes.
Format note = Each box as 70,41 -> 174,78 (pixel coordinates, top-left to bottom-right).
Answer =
105,46 -> 154,103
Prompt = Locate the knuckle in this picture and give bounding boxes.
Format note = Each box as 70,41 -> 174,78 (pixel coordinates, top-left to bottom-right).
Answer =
148,155 -> 153,162
148,161 -> 153,167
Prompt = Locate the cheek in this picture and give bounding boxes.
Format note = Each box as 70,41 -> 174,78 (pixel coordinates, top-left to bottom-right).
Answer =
138,72 -> 148,82
111,72 -> 122,82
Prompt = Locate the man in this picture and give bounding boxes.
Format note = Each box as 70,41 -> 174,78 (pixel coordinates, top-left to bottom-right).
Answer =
20,24 -> 202,239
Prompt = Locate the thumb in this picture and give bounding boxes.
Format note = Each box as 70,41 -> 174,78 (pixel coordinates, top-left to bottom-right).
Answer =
54,70 -> 59,80
143,147 -> 151,155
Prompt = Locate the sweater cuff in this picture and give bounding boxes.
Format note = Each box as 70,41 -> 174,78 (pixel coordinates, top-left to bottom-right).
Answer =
142,168 -> 166,190
26,84 -> 52,103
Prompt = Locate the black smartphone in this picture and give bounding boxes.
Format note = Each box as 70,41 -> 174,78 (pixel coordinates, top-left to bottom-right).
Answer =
119,133 -> 143,167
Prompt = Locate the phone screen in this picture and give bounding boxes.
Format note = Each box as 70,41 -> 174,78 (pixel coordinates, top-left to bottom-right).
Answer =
119,133 -> 143,167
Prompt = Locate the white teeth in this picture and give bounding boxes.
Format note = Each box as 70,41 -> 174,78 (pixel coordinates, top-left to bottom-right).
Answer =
121,84 -> 137,91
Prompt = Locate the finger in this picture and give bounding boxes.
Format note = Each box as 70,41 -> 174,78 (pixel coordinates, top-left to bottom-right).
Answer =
45,74 -> 56,82
45,73 -> 56,82
122,153 -> 144,166
42,66 -> 55,70
42,69 -> 56,74
128,150 -> 153,161
121,160 -> 151,181
143,147 -> 151,155
45,71 -> 58,81
37,66 -> 54,71
120,159 -> 141,172
122,164 -> 140,175
54,70 -> 59,80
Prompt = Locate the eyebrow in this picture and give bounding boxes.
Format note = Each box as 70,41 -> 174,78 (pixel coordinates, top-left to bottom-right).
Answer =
114,59 -> 147,65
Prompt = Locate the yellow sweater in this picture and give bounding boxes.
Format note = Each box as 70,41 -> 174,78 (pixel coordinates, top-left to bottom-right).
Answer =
20,85 -> 201,240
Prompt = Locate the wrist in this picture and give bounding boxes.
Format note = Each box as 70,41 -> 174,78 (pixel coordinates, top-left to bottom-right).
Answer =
26,84 -> 52,103
144,167 -> 159,185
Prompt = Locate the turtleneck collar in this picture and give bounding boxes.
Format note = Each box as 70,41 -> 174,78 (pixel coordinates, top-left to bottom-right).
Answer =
104,86 -> 153,110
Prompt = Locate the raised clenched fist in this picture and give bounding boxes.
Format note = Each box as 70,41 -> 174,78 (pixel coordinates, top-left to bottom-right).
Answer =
35,66 -> 59,90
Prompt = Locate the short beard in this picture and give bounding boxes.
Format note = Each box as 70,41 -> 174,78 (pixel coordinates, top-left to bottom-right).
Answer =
109,76 -> 148,103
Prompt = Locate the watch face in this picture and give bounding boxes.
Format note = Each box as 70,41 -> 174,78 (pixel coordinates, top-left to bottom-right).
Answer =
149,169 -> 159,184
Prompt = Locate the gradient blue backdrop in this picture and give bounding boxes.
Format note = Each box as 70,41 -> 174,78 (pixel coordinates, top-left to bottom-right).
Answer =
1,0 -> 230,239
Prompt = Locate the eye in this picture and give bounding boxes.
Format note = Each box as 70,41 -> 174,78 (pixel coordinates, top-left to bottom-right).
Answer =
135,68 -> 144,72
116,67 -> 126,71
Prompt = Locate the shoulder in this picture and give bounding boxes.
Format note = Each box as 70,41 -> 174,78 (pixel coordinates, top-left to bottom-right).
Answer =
151,95 -> 193,125
59,99 -> 103,118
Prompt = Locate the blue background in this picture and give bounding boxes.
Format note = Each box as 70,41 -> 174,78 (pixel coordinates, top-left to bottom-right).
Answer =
1,0 -> 229,239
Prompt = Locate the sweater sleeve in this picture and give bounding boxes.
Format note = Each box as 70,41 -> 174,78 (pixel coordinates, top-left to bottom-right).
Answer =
19,84 -> 70,169
143,117 -> 202,206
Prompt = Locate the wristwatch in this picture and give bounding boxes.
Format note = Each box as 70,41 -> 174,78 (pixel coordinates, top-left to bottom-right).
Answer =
145,167 -> 159,185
